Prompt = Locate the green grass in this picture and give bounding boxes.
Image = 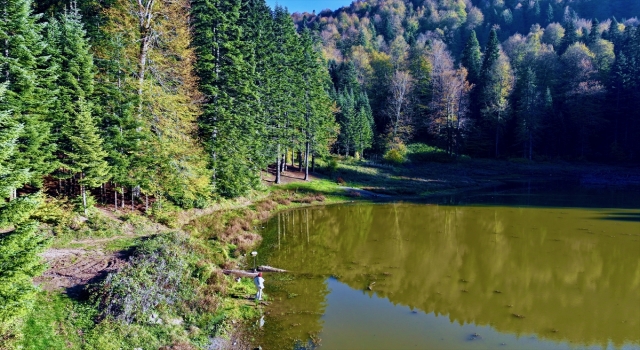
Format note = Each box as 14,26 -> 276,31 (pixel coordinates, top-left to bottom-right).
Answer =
103,237 -> 139,252
21,292 -> 96,350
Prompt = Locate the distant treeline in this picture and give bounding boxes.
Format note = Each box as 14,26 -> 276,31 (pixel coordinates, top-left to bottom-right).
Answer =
295,0 -> 640,162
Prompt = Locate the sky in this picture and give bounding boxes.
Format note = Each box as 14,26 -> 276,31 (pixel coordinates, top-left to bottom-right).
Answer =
266,0 -> 352,14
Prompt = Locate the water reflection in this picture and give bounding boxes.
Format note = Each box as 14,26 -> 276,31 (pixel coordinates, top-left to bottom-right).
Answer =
257,203 -> 640,349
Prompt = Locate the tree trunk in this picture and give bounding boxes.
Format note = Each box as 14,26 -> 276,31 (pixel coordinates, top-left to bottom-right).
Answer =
281,152 -> 286,173
312,151 -> 315,173
114,183 -> 118,211
290,147 -> 295,168
276,144 -> 281,184
131,186 -> 135,211
298,150 -> 303,172
121,187 -> 125,209
304,141 -> 310,181
136,0 -> 155,114
81,173 -> 87,216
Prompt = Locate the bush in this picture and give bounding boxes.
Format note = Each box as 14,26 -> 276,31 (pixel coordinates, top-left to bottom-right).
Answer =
326,157 -> 339,174
93,232 -> 195,324
383,143 -> 407,164
406,143 -> 464,163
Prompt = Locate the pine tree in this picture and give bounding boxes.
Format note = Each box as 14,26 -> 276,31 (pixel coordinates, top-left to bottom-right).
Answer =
0,82 -> 48,339
481,29 -> 500,81
242,0 -> 275,173
271,5 -> 305,181
192,0 -> 261,197
588,19 -> 600,45
561,20 -> 579,53
66,97 -> 110,214
515,67 -> 541,160
608,17 -> 622,50
546,3 -> 554,24
462,30 -> 482,85
0,0 -> 55,189
92,33 -> 143,208
299,29 -> 337,176
481,47 -> 514,158
46,6 -> 98,193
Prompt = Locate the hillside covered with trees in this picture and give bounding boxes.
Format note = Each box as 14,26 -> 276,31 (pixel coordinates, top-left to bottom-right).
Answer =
295,0 -> 640,161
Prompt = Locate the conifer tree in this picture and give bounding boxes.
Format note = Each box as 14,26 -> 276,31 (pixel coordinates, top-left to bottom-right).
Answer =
546,3 -> 554,24
462,30 -> 482,85
608,18 -> 622,50
299,29 -> 337,177
515,67 -> 542,160
588,19 -> 600,45
192,0 -> 260,197
561,20 -> 579,53
0,0 -> 55,189
481,45 -> 514,158
92,33 -> 143,207
66,97 -> 110,214
242,0 -> 275,173
270,5 -> 305,181
0,83 -> 48,339
481,29 -> 500,81
46,6 -> 97,193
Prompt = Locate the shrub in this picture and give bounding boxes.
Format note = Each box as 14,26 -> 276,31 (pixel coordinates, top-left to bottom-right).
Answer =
406,143 -> 463,163
326,157 -> 339,173
383,143 -> 408,164
93,233 -> 194,324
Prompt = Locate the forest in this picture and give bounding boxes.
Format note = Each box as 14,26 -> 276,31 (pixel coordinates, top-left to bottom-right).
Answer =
1,0 -> 639,346
296,0 -> 640,162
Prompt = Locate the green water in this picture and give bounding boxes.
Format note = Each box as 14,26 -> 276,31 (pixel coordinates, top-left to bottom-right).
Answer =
255,188 -> 640,350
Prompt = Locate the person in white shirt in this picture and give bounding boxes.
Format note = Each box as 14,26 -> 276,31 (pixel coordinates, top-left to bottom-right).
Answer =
254,272 -> 265,301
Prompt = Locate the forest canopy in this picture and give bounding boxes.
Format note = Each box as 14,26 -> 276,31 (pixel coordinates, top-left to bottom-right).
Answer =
294,0 -> 640,162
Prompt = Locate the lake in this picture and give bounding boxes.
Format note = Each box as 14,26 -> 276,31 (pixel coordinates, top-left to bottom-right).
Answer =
255,185 -> 640,350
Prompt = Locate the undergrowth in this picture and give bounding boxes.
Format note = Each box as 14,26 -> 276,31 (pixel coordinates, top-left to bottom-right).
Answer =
19,188 -> 331,349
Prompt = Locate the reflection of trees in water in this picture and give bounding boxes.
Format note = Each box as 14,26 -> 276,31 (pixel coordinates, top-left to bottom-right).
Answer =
260,204 -> 640,349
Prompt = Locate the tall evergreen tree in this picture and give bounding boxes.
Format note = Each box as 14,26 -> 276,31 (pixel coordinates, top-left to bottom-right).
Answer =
561,20 -> 579,53
588,19 -> 600,45
299,29 -> 338,177
0,0 -> 55,190
546,3 -> 554,24
192,0 -> 260,196
0,82 -> 48,339
515,67 -> 542,160
270,5 -> 305,181
66,97 -> 110,214
462,30 -> 482,85
46,6 -> 97,193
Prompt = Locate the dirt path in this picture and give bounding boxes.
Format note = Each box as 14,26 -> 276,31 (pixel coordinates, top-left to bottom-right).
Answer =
36,248 -> 128,296
38,195 -> 270,295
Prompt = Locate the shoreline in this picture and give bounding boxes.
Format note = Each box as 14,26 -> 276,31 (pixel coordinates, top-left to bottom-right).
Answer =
26,159 -> 640,349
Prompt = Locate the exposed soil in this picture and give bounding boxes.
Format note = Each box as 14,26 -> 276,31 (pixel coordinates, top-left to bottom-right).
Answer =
35,248 -> 129,297
263,164 -> 320,184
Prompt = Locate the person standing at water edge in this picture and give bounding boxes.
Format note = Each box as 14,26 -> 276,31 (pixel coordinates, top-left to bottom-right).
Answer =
254,272 -> 265,301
